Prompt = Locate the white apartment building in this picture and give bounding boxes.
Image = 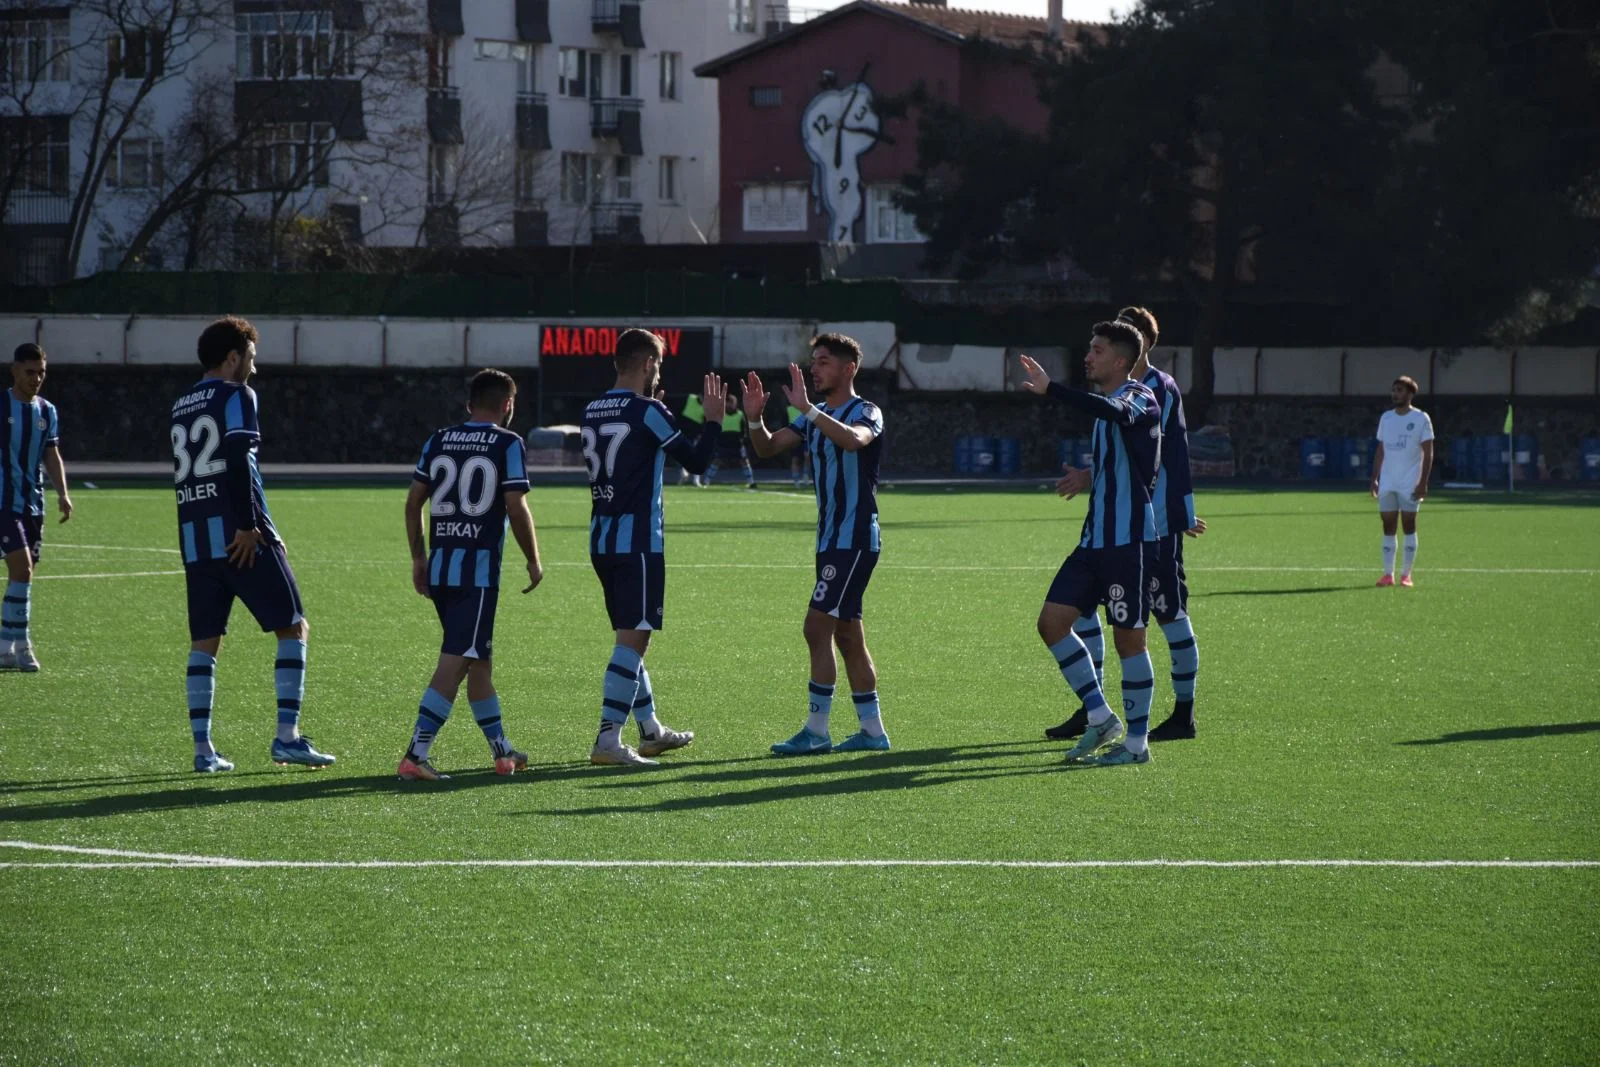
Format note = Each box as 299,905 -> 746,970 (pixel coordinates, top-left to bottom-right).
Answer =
0,0 -> 783,283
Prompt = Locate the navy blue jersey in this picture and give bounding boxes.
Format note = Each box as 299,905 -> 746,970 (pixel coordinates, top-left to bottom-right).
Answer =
584,388 -> 717,554
786,396 -> 884,552
1,391 -> 59,517
1141,366 -> 1195,536
171,379 -> 279,564
413,421 -> 529,589
1046,379 -> 1160,549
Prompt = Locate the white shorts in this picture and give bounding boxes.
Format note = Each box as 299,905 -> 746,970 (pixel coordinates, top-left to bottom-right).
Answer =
1377,490 -> 1420,513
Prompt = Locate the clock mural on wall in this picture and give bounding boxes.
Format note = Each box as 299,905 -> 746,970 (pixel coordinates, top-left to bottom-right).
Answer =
801,72 -> 886,243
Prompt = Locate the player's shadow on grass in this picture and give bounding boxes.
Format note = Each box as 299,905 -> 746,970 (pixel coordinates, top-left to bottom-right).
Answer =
1193,586 -> 1352,598
0,769 -> 534,824
0,769 -> 291,797
521,741 -> 1064,817
1398,721 -> 1600,745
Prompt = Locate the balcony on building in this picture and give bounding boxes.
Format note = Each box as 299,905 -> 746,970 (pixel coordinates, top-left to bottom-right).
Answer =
427,87 -> 463,144
517,91 -> 551,151
423,202 -> 460,247
591,0 -> 645,48
516,0 -> 552,43
590,98 -> 643,156
590,201 -> 642,244
514,208 -> 548,246
427,0 -> 464,36
234,80 -> 367,139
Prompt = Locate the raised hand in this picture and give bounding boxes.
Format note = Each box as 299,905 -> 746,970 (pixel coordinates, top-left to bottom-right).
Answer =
782,362 -> 811,409
1018,355 -> 1050,395
700,372 -> 727,423
742,372 -> 769,420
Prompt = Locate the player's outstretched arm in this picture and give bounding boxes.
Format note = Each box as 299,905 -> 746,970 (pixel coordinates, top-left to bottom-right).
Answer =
44,444 -> 71,523
667,372 -> 726,474
505,490 -> 543,594
404,480 -> 430,597
743,372 -> 802,458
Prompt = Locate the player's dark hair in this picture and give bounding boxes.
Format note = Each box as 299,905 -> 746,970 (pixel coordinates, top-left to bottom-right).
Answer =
1116,306 -> 1159,350
196,316 -> 259,370
469,368 -> 517,410
811,333 -> 862,364
615,328 -> 664,372
1393,375 -> 1419,395
1092,320 -> 1146,367
13,342 -> 45,363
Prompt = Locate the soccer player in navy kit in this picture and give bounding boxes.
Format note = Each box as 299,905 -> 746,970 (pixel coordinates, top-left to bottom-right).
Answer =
1019,319 -> 1162,766
398,369 -> 544,781
172,317 -> 334,773
744,333 -> 891,755
1047,307 -> 1206,742
585,329 -> 726,767
1,344 -> 72,672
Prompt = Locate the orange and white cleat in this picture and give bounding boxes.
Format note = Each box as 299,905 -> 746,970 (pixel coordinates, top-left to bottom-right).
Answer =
494,749 -> 529,776
397,756 -> 449,781
1375,574 -> 1395,588
1399,574 -> 1414,587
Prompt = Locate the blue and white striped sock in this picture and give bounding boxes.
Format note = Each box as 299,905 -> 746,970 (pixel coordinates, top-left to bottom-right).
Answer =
852,690 -> 885,737
471,694 -> 511,758
1072,612 -> 1105,687
1049,633 -> 1110,725
274,638 -> 306,743
806,679 -> 834,735
631,666 -> 660,733
187,651 -> 217,755
409,687 -> 453,761
1120,652 -> 1155,754
599,645 -> 642,744
1160,616 -> 1199,703
1,580 -> 30,648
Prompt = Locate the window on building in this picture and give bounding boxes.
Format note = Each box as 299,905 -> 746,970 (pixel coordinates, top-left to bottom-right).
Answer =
514,148 -> 543,204
560,151 -> 590,203
558,47 -> 603,98
750,86 -> 781,109
234,12 -> 354,80
587,155 -> 608,202
428,143 -> 456,203
3,18 -> 71,83
425,35 -> 452,88
478,40 -> 537,93
108,30 -> 166,80
868,185 -> 926,243
613,156 -> 632,200
742,183 -> 807,232
729,0 -> 757,34
658,156 -> 678,203
658,52 -> 679,101
4,118 -> 70,195
618,53 -> 633,97
106,137 -> 164,189
238,122 -> 334,189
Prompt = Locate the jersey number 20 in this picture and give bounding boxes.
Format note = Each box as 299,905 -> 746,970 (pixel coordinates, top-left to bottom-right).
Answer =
171,415 -> 225,484
430,455 -> 498,517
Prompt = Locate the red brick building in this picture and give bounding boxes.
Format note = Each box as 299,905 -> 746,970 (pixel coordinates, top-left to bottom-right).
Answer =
696,1 -> 1092,247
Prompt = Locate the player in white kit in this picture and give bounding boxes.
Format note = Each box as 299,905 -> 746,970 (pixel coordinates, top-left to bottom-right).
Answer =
1369,375 -> 1434,587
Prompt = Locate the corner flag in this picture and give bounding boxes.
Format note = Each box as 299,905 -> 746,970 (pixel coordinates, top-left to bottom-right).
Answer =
1503,404 -> 1513,435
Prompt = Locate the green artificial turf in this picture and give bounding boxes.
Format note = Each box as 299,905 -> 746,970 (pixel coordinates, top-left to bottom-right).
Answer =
2,485 -> 1597,1063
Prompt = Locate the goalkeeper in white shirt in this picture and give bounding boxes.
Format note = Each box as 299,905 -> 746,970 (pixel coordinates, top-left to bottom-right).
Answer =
1370,375 -> 1434,587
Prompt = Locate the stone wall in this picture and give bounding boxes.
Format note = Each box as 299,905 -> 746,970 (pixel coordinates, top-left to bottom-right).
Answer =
40,366 -> 1600,480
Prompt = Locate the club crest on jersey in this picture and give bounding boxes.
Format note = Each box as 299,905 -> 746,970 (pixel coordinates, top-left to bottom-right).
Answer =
1407,421 -> 1415,429
1149,425 -> 1160,438
1149,576 -> 1160,593
821,565 -> 837,581
1109,584 -> 1125,601
36,418 -> 48,431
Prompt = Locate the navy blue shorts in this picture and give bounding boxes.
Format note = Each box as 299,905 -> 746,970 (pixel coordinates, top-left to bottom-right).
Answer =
1148,533 -> 1189,623
812,549 -> 878,621
432,586 -> 499,659
0,512 -> 42,564
183,542 -> 304,641
1046,543 -> 1152,630
592,552 -> 665,631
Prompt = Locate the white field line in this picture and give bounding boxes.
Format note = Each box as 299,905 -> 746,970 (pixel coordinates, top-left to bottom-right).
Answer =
39,544 -> 1600,577
0,841 -> 1595,871
34,570 -> 184,581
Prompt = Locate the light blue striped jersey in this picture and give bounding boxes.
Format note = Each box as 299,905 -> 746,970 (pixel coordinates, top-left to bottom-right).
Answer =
585,388 -> 716,555
171,379 -> 279,564
1043,378 -> 1160,549
1140,366 -> 1196,537
1,390 -> 58,517
786,396 -> 884,552
413,422 -> 529,590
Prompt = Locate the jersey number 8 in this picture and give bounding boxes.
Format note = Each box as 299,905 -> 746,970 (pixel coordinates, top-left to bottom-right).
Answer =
171,415 -> 225,484
430,454 -> 498,517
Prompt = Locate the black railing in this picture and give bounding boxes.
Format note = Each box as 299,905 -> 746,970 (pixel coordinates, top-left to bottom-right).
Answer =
590,201 -> 642,243
592,0 -> 644,47
427,87 -> 462,145
3,193 -> 71,225
517,91 -> 551,151
589,97 -> 641,137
